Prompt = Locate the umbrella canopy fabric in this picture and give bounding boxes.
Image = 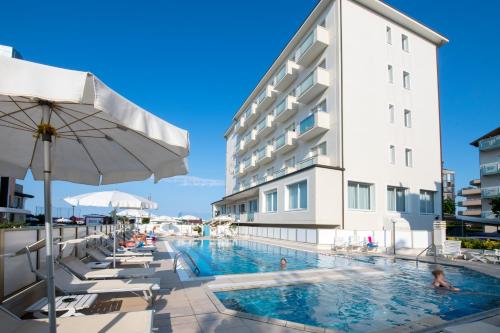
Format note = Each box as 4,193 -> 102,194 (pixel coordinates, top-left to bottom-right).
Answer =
64,191 -> 158,209
178,215 -> 201,221
117,209 -> 156,218
151,215 -> 177,223
0,56 -> 189,184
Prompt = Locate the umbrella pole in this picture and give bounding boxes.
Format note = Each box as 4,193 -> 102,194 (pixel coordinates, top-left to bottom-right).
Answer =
43,133 -> 57,333
112,209 -> 117,268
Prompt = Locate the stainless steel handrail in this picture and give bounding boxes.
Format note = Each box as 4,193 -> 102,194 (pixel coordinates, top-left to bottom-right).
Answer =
416,244 -> 436,267
173,251 -> 200,276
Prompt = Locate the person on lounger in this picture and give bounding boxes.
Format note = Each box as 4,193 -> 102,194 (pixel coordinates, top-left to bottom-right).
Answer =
431,269 -> 460,291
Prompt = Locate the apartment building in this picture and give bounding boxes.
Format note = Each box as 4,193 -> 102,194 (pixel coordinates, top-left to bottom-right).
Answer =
212,0 -> 447,232
457,179 -> 482,217
470,127 -> 500,219
442,168 -> 455,201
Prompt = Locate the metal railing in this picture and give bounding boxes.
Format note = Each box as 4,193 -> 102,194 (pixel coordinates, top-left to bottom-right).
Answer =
173,251 -> 200,276
416,243 -> 437,267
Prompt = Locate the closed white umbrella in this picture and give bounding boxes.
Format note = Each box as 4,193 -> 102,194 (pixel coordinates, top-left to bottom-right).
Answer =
0,57 -> 189,333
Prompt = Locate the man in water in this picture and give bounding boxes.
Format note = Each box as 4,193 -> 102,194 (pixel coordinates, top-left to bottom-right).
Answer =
280,257 -> 287,269
432,269 -> 460,291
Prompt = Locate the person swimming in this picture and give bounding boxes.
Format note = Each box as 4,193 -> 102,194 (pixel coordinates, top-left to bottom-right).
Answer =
280,257 -> 287,269
432,269 -> 460,291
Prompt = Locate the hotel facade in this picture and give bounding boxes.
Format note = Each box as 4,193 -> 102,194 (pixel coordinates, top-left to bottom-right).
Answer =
213,0 -> 448,232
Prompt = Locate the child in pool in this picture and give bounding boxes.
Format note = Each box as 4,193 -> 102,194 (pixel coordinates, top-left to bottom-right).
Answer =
432,269 -> 460,291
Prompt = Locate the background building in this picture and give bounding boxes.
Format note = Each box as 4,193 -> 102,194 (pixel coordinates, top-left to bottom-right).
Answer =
470,127 -> 500,219
442,168 -> 455,201
213,0 -> 447,232
457,179 -> 482,218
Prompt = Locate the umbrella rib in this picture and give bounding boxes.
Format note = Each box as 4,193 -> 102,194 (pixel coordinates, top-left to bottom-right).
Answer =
55,107 -> 155,174
52,109 -> 104,176
54,109 -> 102,131
0,123 -> 36,133
58,127 -> 119,134
57,105 -> 184,158
8,96 -> 38,127
0,118 -> 36,131
0,109 -> 37,131
28,135 -> 40,169
0,104 -> 39,122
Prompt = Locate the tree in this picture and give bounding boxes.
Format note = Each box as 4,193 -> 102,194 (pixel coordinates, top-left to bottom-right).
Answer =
491,197 -> 500,218
442,198 -> 456,215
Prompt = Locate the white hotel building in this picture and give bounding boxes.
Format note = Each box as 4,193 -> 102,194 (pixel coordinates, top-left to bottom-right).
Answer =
212,0 -> 448,233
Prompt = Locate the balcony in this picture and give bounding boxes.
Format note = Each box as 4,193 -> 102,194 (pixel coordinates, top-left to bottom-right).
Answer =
479,135 -> 500,151
244,128 -> 258,150
237,164 -> 246,177
274,60 -> 299,92
243,155 -> 258,173
469,179 -> 481,186
295,26 -> 329,67
458,199 -> 481,207
295,67 -> 330,104
458,209 -> 482,217
274,130 -> 298,155
235,116 -> 246,134
481,162 -> 500,176
482,186 -> 500,199
256,144 -> 274,165
255,85 -> 276,113
257,174 -> 273,184
297,155 -> 331,170
244,103 -> 258,125
256,114 -> 274,139
273,166 -> 296,179
459,187 -> 481,196
298,111 -> 330,141
237,139 -> 246,154
273,96 -> 298,123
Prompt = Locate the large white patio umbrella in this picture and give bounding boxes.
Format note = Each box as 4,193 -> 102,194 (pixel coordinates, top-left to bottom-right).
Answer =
117,208 -> 156,219
0,56 -> 189,333
65,191 -> 157,268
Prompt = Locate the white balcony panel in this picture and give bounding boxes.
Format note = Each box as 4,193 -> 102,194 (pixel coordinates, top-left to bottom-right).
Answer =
274,131 -> 298,155
244,155 -> 258,173
298,111 -> 330,141
255,85 -> 276,113
274,60 -> 299,92
245,129 -> 258,149
295,26 -> 329,67
235,116 -> 246,134
244,103 -> 259,125
296,67 -> 330,104
237,164 -> 246,177
274,96 -> 298,123
297,155 -> 331,170
256,114 -> 274,139
237,140 -> 246,154
256,145 -> 274,165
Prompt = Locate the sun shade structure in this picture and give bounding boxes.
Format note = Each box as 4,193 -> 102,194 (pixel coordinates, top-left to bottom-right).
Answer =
64,191 -> 158,210
0,56 -> 189,333
117,209 -> 156,218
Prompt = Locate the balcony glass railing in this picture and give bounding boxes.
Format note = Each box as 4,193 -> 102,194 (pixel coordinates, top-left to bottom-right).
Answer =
257,147 -> 266,160
274,64 -> 287,85
479,135 -> 500,150
295,73 -> 314,97
256,118 -> 266,133
275,133 -> 285,149
481,162 -> 499,176
300,113 -> 315,134
273,168 -> 287,178
482,186 -> 500,198
296,31 -> 315,61
256,89 -> 267,105
243,158 -> 251,169
274,99 -> 286,117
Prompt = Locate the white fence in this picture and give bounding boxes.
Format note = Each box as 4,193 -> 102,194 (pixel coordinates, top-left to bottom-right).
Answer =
0,224 -> 115,300
237,226 -> 432,250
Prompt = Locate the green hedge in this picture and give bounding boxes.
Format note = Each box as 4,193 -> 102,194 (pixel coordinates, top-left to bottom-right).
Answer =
0,222 -> 26,229
448,237 -> 500,250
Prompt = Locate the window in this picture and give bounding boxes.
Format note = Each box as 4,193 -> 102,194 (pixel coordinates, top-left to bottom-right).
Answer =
405,148 -> 413,167
310,142 -> 327,156
265,190 -> 278,212
287,180 -> 308,210
386,26 -> 392,44
404,109 -> 412,128
420,190 -> 435,214
348,182 -> 374,210
239,203 -> 246,213
402,34 -> 409,52
389,104 -> 394,123
387,186 -> 407,212
388,65 -> 394,83
313,99 -> 327,113
389,145 -> 395,164
285,156 -> 296,169
403,71 -> 411,89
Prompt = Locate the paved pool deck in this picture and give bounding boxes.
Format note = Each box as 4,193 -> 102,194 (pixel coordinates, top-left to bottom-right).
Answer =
145,236 -> 500,333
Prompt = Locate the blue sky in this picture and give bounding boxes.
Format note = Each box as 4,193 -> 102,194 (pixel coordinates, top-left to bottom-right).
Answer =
1,0 -> 499,219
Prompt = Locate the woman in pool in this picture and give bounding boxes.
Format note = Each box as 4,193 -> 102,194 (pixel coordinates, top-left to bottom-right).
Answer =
280,257 -> 287,269
432,269 -> 460,291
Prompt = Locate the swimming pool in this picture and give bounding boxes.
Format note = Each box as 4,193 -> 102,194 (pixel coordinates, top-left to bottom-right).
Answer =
169,239 -> 355,276
215,257 -> 500,332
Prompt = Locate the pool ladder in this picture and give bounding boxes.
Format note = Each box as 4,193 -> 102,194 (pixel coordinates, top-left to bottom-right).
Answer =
416,244 -> 437,267
173,251 -> 201,276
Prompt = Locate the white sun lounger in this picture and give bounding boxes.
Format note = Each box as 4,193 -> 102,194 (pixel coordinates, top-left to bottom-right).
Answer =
49,265 -> 160,305
0,306 -> 153,333
59,257 -> 156,280
86,248 -> 153,268
97,245 -> 153,257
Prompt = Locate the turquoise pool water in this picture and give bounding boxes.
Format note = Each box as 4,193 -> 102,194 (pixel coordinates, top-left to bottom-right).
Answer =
170,239 -> 354,276
216,258 -> 500,332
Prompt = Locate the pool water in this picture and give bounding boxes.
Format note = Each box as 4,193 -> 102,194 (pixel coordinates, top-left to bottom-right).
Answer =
216,258 -> 500,332
170,239 -> 354,276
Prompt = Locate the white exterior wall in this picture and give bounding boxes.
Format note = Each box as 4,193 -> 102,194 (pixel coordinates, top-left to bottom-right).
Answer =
341,0 -> 442,231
